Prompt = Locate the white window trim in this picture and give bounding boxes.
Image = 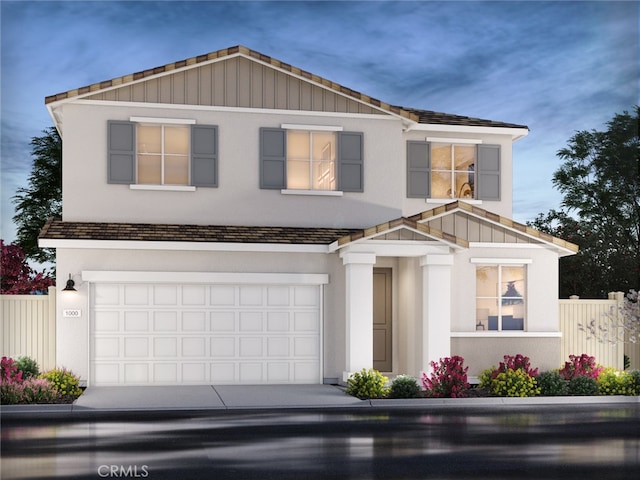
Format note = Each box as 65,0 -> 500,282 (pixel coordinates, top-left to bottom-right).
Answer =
426,198 -> 482,205
426,137 -> 482,144
129,184 -> 196,192
130,116 -> 196,125
281,189 -> 343,196
471,258 -> 533,264
281,124 -> 343,131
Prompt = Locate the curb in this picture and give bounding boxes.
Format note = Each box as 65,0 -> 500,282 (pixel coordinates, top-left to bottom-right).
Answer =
2,395 -> 639,421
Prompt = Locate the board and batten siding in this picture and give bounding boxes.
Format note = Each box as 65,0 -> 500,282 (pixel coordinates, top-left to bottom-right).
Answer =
85,56 -> 382,115
1,287 -> 57,371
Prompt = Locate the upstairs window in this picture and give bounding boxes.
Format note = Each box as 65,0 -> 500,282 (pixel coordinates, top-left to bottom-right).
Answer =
108,120 -> 217,188
431,143 -> 476,199
286,130 -> 337,191
406,141 -> 500,201
137,124 -> 190,185
476,264 -> 526,331
260,127 -> 363,193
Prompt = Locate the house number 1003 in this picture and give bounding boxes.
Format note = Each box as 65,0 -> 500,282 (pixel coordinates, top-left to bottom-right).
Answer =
63,309 -> 82,318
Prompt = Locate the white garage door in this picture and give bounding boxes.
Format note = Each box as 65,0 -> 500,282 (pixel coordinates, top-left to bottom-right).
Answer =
90,282 -> 321,385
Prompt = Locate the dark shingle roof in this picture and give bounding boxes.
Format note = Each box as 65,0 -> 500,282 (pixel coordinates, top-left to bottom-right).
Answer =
396,107 -> 528,129
39,218 -> 360,245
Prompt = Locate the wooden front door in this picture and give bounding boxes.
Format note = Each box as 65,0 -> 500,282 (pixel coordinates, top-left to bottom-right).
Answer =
373,268 -> 392,372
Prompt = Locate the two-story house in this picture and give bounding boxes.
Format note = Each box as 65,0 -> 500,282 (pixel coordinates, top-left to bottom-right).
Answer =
39,46 -> 577,386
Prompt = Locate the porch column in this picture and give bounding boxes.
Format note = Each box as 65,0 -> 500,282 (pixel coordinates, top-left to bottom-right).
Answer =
419,254 -> 454,373
340,251 -> 377,382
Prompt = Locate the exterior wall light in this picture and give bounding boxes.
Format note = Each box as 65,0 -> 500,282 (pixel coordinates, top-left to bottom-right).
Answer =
62,274 -> 77,292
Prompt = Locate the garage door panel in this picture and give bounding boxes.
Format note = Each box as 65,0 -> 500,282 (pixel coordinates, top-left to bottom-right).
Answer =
91,283 -> 321,385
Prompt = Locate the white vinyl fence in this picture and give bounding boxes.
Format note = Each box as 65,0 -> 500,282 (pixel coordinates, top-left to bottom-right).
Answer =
1,286 -> 56,371
559,292 -> 640,370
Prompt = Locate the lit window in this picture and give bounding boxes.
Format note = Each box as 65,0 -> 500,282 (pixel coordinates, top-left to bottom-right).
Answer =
431,144 -> 475,199
287,131 -> 336,190
137,125 -> 190,185
476,265 -> 526,331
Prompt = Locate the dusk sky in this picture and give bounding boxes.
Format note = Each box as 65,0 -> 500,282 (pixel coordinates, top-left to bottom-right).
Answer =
1,0 -> 637,245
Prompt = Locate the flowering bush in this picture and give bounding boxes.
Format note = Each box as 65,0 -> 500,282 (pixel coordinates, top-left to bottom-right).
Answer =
422,356 -> 470,398
346,368 -> 389,399
479,354 -> 540,397
2,378 -> 61,405
389,375 -> 421,399
1,356 -> 23,384
559,354 -> 603,380
491,369 -> 540,397
40,368 -> 83,398
596,367 -> 637,396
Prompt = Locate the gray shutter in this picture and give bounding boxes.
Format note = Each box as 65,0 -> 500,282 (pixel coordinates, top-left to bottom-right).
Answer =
107,121 -> 135,184
191,125 -> 218,187
260,128 -> 286,189
338,131 -> 364,192
407,141 -> 431,198
476,144 -> 501,200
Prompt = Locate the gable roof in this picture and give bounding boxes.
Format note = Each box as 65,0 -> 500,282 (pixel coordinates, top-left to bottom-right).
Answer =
45,45 -> 528,132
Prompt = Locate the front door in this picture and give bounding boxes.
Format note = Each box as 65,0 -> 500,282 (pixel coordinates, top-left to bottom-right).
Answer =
373,268 -> 392,372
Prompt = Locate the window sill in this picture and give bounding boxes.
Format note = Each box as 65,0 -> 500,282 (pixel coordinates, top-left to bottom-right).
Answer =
281,189 -> 343,197
451,331 -> 562,338
425,198 -> 482,205
130,185 -> 196,192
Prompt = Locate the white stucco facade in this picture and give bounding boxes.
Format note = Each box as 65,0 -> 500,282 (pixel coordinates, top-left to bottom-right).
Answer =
41,46 -> 576,386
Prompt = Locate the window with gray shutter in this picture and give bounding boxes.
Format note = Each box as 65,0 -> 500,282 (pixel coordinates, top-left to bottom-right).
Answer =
191,125 -> 218,187
338,131 -> 364,192
108,121 -> 136,184
260,128 -> 287,189
406,141 -> 431,198
476,144 -> 501,201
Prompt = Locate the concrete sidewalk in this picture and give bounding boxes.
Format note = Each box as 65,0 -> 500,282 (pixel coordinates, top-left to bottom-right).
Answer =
74,384 -> 365,411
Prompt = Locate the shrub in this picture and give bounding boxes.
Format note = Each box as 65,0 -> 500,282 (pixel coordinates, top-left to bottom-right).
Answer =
40,368 -> 83,398
16,356 -> 40,379
19,378 -> 61,404
627,370 -> 640,394
479,354 -> 540,397
498,354 -> 539,377
537,370 -> 569,396
1,356 -> 23,384
422,356 -> 470,398
596,367 -> 636,396
346,368 -> 389,399
491,369 -> 540,397
389,375 -> 421,399
568,375 -> 598,395
559,354 -> 603,380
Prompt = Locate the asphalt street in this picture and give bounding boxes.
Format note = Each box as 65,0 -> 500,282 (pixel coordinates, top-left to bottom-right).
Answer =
2,404 -> 639,480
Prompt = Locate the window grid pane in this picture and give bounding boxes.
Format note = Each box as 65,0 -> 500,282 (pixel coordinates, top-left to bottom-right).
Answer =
286,131 -> 336,191
136,124 -> 190,185
431,143 -> 476,199
476,265 -> 525,331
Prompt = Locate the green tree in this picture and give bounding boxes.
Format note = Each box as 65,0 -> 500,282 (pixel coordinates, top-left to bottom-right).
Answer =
529,107 -> 640,298
12,127 -> 62,265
